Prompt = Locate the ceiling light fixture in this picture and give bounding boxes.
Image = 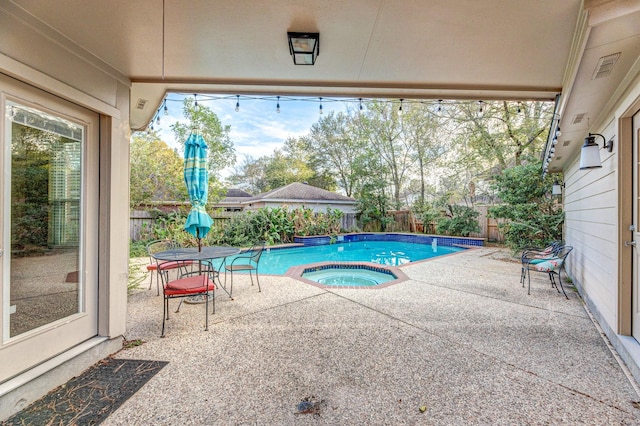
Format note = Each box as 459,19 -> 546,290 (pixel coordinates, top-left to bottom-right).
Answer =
288,32 -> 320,65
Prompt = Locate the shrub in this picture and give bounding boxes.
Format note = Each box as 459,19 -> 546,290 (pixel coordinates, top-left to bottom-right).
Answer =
435,205 -> 481,237
489,161 -> 563,251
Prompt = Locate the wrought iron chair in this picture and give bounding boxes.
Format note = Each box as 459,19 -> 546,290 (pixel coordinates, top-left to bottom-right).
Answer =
524,245 -> 573,299
224,241 -> 265,298
520,241 -> 564,285
158,266 -> 216,337
146,240 -> 193,296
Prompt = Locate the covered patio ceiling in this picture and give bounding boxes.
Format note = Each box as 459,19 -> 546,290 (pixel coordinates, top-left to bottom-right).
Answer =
5,0 -> 640,171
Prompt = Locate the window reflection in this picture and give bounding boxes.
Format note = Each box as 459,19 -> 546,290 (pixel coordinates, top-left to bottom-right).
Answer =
8,105 -> 83,337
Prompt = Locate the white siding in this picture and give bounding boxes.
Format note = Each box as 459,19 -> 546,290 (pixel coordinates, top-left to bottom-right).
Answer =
563,123 -> 618,327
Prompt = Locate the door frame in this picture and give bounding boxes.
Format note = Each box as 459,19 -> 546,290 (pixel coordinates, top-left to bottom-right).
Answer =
0,74 -> 100,381
619,100 -> 640,336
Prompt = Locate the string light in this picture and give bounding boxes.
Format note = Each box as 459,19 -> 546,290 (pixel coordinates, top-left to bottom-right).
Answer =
147,95 -> 547,132
517,102 -> 522,113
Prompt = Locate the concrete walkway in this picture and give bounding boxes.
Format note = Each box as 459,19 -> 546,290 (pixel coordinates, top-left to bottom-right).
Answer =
107,247 -> 640,425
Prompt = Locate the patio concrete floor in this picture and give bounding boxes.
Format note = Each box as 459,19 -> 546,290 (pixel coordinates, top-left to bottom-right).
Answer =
107,247 -> 640,425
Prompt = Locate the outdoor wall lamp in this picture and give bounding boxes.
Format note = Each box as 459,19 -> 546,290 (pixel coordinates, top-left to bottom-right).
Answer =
552,179 -> 564,195
288,32 -> 319,65
579,133 -> 614,170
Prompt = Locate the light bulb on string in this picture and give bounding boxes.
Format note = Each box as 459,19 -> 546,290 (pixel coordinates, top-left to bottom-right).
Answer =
437,100 -> 443,113
276,96 -> 280,113
163,102 -> 168,116
319,97 -> 323,115
478,100 -> 484,113
193,94 -> 198,111
359,98 -> 363,113
156,115 -> 160,125
517,102 -> 522,114
235,95 -> 240,112
398,99 -> 404,116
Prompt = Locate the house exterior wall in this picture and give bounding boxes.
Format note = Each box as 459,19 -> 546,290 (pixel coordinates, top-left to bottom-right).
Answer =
0,8 -> 129,419
564,121 -> 618,326
563,70 -> 640,383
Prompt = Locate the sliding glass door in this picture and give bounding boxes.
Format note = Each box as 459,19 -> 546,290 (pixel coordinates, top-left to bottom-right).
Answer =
0,74 -> 99,382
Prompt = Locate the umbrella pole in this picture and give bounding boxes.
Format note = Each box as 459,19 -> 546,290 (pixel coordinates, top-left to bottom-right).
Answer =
196,228 -> 202,274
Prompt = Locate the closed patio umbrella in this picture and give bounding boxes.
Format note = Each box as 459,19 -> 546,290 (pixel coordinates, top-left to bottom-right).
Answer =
183,131 -> 213,250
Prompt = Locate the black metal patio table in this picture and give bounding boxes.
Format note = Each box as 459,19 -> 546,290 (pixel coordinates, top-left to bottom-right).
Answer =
152,246 -> 241,300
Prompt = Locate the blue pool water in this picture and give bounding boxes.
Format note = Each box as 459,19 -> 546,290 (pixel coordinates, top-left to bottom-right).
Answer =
218,240 -> 464,275
302,266 -> 396,286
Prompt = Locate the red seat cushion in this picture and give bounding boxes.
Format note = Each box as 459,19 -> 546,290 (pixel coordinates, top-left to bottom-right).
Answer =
164,275 -> 215,296
147,260 -> 193,271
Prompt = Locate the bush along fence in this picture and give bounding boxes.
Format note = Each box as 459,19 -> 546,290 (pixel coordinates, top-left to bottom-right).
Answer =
130,204 -> 504,246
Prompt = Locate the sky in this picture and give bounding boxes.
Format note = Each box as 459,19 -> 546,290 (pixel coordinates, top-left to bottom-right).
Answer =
155,94 -> 349,177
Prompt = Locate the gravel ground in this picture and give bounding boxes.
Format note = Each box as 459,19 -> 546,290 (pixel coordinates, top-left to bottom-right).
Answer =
103,247 -> 640,425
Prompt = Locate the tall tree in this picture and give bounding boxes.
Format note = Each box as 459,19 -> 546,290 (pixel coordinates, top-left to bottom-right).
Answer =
171,97 -> 236,174
449,100 -> 552,172
358,100 -> 414,209
401,103 -> 448,205
304,111 -> 365,196
130,132 -> 186,206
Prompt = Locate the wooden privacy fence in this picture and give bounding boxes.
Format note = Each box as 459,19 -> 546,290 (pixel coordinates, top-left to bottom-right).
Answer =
362,206 -> 504,242
130,207 -> 503,242
130,209 -> 358,242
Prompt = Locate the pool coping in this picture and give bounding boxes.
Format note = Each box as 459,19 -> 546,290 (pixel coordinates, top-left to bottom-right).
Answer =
285,261 -> 410,290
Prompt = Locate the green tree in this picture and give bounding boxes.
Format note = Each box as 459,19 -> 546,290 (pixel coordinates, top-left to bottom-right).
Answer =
304,111 -> 365,197
435,205 -> 481,237
358,100 -> 412,209
489,161 -> 563,251
227,154 -> 267,194
129,132 -> 186,206
227,137 -> 321,193
171,97 -> 236,174
401,103 -> 448,205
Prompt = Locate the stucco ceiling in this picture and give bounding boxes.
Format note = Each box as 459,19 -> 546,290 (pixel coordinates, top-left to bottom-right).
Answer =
6,0 -> 640,171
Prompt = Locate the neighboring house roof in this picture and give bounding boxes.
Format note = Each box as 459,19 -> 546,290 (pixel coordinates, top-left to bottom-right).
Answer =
243,182 -> 356,205
220,188 -> 253,203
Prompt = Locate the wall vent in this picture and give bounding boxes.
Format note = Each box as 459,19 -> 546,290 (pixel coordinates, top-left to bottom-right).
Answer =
562,140 -> 571,146
592,53 -> 621,80
135,98 -> 148,110
572,113 -> 586,125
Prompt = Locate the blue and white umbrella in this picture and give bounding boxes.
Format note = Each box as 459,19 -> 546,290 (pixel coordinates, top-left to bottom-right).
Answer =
183,132 -> 213,248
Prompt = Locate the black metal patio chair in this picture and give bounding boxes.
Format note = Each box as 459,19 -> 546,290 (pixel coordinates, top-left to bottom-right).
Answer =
524,245 -> 573,299
224,241 -> 265,298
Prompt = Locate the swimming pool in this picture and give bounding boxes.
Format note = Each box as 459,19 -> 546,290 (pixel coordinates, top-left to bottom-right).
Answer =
220,239 -> 465,275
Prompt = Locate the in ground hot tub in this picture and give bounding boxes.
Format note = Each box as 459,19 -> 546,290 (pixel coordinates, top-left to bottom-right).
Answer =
289,262 -> 409,289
